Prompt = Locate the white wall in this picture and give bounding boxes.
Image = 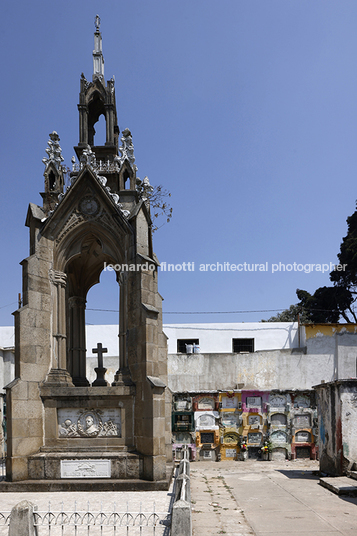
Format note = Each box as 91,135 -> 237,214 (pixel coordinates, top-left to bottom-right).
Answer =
163,322 -> 299,354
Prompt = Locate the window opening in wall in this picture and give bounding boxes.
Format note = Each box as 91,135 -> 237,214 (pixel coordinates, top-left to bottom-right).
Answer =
48,170 -> 56,190
94,113 -> 106,146
177,339 -> 199,353
123,169 -> 130,189
232,338 -> 254,353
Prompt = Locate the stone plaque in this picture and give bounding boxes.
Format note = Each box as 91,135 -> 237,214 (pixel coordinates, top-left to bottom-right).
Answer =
248,415 -> 261,425
271,413 -> 287,426
246,397 -> 261,408
269,395 -> 286,407
203,450 -> 212,458
58,408 -> 121,438
222,396 -> 238,409
61,459 -> 111,478
176,400 -> 190,410
225,448 -> 237,457
294,414 -> 310,428
295,431 -> 311,443
197,397 -> 215,410
294,395 -> 310,408
271,430 -> 287,443
248,432 -> 261,444
221,413 -> 240,427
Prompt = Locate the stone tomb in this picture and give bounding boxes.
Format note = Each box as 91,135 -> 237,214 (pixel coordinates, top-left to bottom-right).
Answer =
4,20 -> 172,489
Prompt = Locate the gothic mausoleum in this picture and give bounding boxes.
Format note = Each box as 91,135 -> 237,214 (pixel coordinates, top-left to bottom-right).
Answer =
4,16 -> 172,489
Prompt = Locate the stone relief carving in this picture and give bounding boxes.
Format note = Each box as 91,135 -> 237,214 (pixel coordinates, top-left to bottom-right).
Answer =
48,270 -> 67,287
58,409 -> 121,438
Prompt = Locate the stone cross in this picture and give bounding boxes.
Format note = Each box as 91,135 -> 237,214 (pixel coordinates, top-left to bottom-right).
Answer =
93,343 -> 108,369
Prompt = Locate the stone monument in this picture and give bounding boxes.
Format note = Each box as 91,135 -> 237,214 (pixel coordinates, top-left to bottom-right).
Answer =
4,16 -> 172,488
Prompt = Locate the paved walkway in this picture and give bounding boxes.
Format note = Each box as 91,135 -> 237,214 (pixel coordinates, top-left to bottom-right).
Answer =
190,459 -> 357,536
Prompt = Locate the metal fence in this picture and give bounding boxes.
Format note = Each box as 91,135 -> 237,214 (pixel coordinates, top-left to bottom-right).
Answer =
0,501 -> 171,536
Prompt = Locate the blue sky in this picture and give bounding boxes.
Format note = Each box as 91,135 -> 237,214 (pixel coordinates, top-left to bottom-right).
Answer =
1,0 -> 357,326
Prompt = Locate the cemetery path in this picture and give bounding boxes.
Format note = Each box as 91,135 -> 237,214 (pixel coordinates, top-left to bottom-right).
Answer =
190,459 -> 357,536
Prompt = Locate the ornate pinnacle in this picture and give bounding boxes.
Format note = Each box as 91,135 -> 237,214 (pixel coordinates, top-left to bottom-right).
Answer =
95,15 -> 100,32
42,131 -> 64,170
118,128 -> 138,171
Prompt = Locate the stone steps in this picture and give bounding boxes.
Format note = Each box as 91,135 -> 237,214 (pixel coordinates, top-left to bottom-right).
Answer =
319,476 -> 357,496
0,477 -> 171,492
347,470 -> 357,481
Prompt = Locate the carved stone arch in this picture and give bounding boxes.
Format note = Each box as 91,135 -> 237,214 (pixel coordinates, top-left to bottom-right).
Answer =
53,216 -> 130,386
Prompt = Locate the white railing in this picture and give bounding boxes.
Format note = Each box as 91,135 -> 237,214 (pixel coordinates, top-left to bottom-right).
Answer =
1,501 -> 171,536
72,160 -> 120,173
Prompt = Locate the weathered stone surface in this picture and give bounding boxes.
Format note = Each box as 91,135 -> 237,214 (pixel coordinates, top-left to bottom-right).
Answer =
8,500 -> 37,536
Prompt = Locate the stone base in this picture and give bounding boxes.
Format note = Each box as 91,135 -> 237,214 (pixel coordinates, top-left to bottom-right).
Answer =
0,464 -> 174,492
27,451 -> 143,480
42,368 -> 74,387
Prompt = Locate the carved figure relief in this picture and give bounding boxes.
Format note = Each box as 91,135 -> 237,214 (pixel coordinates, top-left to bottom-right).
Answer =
58,408 -> 121,438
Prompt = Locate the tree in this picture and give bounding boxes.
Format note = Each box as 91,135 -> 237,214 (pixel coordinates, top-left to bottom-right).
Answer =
296,203 -> 357,323
266,203 -> 357,323
263,304 -> 307,322
136,177 -> 173,232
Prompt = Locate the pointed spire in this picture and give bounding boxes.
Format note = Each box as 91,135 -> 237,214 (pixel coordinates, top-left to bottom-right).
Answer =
93,14 -> 104,82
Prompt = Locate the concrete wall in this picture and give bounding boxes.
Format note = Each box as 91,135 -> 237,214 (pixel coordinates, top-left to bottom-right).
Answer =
168,350 -> 336,392
315,380 -> 357,475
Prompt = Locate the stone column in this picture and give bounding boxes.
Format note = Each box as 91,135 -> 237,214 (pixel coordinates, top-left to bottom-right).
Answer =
112,272 -> 132,385
68,296 -> 89,386
105,104 -> 114,145
45,270 -> 73,386
78,104 -> 88,145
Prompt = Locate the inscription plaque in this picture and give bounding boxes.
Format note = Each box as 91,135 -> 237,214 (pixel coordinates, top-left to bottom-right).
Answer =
294,414 -> 310,428
248,415 -> 261,425
269,395 -> 286,407
271,413 -> 287,426
295,431 -> 311,443
222,396 -> 238,409
221,413 -> 240,427
225,448 -> 237,457
246,397 -> 261,408
271,430 -> 287,443
61,459 -> 111,478
248,432 -> 261,444
197,397 -> 215,410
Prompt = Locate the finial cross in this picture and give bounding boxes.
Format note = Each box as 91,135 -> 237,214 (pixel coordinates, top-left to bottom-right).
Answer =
95,15 -> 101,32
93,342 -> 107,368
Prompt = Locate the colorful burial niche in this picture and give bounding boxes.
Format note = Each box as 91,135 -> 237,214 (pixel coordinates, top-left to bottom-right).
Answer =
194,411 -> 219,430
270,413 -> 287,426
